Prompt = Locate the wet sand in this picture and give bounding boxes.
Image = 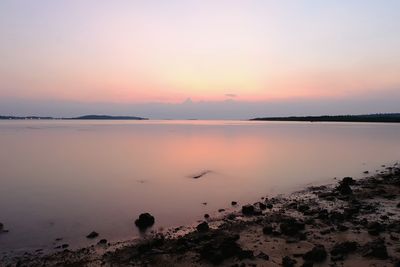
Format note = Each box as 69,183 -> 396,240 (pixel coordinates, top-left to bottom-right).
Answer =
2,163 -> 400,267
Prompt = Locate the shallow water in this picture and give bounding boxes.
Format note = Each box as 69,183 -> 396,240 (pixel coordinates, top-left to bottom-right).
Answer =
0,120 -> 399,253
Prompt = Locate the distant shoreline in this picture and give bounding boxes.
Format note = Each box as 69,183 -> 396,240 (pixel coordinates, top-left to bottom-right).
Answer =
0,115 -> 148,120
250,113 -> 400,123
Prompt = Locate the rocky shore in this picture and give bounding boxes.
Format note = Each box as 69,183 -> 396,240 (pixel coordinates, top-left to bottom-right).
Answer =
2,163 -> 400,267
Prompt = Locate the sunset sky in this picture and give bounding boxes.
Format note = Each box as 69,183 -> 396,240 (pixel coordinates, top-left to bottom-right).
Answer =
1,0 -> 399,118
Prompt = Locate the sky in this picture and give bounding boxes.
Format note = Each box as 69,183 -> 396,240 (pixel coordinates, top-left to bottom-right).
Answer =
1,0 -> 400,119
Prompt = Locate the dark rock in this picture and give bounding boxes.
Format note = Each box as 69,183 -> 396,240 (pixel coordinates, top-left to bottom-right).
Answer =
257,252 -> 269,260
258,202 -> 267,210
262,225 -> 273,235
280,218 -> 305,236
297,204 -> 310,213
397,202 -> 400,208
199,232 -> 253,264
341,177 -> 355,185
218,209 -> 225,212
363,171 -> 369,174
317,209 -> 329,220
0,222 -> 3,232
379,215 -> 389,221
231,201 -> 237,206
196,222 -> 209,232
330,254 -> 344,261
282,256 -> 297,267
301,262 -> 313,267
227,214 -> 236,220
331,241 -> 358,258
336,183 -> 352,195
61,244 -> 69,249
320,228 -> 333,235
86,231 -> 99,239
98,239 -> 107,245
204,214 -> 210,219
361,239 -> 388,259
337,224 -> 349,231
367,222 -> 384,236
329,211 -> 344,223
266,203 -> 273,209
242,204 -> 255,216
303,245 -> 327,263
135,213 -> 155,230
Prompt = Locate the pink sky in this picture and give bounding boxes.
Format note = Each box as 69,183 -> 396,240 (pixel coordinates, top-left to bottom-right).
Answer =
1,1 -> 400,117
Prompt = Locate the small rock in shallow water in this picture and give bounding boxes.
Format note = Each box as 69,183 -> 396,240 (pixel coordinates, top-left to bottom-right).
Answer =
337,183 -> 352,195
282,256 -> 297,267
98,239 -> 107,245
196,221 -> 209,232
86,231 -> 99,239
135,213 -> 155,230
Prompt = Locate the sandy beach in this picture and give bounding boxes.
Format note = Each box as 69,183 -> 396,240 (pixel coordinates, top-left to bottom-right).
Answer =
2,163 -> 399,267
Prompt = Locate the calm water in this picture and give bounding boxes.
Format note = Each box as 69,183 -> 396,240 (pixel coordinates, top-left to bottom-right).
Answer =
0,120 -> 399,253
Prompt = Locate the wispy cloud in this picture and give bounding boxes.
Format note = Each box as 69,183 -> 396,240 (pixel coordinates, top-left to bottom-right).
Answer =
225,94 -> 237,98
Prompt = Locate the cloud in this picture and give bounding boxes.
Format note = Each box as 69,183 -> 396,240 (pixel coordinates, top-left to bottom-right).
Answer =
225,94 -> 237,98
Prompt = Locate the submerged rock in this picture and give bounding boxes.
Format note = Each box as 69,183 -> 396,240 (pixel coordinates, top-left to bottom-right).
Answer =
86,231 -> 99,239
135,213 -> 155,230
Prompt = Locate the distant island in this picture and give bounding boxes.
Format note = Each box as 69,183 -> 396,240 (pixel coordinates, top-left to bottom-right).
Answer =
250,113 -> 400,123
0,115 -> 148,120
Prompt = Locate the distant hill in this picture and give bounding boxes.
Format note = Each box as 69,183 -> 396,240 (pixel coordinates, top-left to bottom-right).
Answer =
0,115 -> 148,120
65,115 -> 148,120
250,113 -> 400,123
